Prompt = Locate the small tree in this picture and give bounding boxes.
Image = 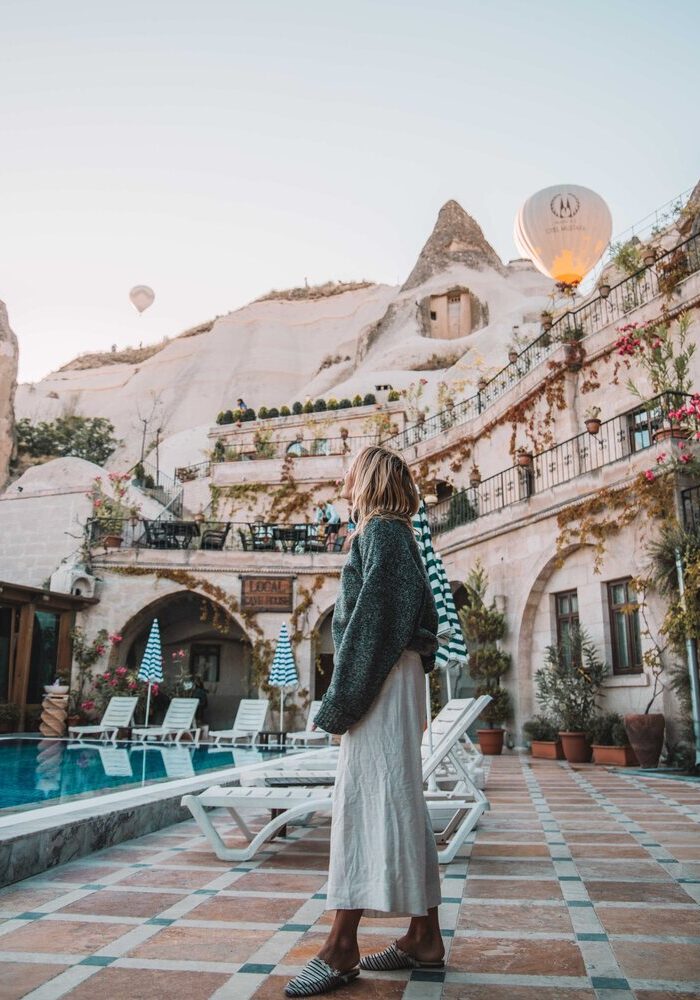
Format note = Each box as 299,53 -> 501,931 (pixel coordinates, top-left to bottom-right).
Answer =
459,563 -> 512,729
535,625 -> 608,732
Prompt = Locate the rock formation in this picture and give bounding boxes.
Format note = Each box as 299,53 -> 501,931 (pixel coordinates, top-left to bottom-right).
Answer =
0,301 -> 19,489
402,200 -> 506,289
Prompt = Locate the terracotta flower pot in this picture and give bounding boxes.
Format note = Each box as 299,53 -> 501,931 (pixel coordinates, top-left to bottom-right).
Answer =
624,713 -> 665,768
592,744 -> 639,767
563,343 -> 583,372
559,731 -> 592,763
652,427 -> 691,443
598,283 -> 611,299
478,728 -> 504,755
516,452 -> 533,468
585,419 -> 601,435
102,534 -> 123,549
531,739 -> 565,760
508,350 -> 518,363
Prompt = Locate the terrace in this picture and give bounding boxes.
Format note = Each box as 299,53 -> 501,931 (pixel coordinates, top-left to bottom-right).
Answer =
1,755 -> 698,998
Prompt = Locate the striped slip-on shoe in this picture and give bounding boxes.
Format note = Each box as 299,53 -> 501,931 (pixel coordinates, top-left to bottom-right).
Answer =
360,940 -> 445,971
284,957 -> 360,997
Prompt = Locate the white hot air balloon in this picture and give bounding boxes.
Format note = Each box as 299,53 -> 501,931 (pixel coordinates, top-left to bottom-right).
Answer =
129,285 -> 155,314
514,185 -> 612,286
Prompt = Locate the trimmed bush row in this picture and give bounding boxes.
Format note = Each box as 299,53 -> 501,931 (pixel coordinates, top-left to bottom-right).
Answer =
216,390 -> 400,425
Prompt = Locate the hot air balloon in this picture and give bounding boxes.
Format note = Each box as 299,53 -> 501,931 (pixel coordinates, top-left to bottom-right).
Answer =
514,185 -> 612,286
129,285 -> 155,314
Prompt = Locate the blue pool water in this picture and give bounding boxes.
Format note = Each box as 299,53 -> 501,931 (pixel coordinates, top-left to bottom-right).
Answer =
0,738 -> 280,812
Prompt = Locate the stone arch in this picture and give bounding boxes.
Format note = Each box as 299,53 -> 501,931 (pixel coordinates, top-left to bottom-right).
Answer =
311,602 -> 335,700
113,588 -> 253,730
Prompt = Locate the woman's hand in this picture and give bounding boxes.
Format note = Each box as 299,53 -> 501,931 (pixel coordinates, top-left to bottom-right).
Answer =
310,723 -> 318,731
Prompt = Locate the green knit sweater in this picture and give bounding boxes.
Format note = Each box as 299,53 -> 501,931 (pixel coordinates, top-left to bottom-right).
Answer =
314,516 -> 439,735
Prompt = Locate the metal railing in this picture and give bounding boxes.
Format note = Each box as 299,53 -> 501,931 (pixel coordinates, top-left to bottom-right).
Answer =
176,435 -> 381,481
88,518 -> 351,555
133,460 -> 184,518
388,232 -> 700,453
428,393 -> 688,536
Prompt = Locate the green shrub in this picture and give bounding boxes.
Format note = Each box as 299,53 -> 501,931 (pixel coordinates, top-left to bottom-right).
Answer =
522,715 -> 559,742
535,625 -> 608,732
143,474 -> 156,489
327,398 -> 339,410
313,399 -> 327,412
459,563 -> 512,728
212,439 -> 225,461
338,398 -> 352,409
16,415 -> 120,466
363,392 -> 376,406
231,408 -> 243,422
292,402 -> 303,414
280,405 -> 291,417
588,712 -> 629,747
352,394 -> 363,407
257,406 -> 269,419
242,408 -> 256,422
268,407 -> 280,418
303,401 -> 314,413
447,491 -> 478,529
388,389 -> 400,402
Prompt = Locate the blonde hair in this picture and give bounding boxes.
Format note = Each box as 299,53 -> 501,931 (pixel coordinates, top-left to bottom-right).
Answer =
349,445 -> 419,534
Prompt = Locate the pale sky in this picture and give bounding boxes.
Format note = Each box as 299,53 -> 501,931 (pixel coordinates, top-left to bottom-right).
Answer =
2,0 -> 699,383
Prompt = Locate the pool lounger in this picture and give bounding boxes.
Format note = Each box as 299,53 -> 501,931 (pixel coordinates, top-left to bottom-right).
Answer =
67,696 -> 138,745
183,699 -> 490,865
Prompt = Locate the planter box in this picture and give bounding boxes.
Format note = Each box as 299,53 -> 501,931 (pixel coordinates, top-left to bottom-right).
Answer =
531,739 -> 565,760
592,744 -> 639,767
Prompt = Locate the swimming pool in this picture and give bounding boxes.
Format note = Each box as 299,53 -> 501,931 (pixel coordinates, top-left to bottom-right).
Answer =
0,738 -> 282,812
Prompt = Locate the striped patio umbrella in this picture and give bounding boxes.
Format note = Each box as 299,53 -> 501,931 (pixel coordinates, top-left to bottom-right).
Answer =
268,622 -> 298,734
412,501 -> 468,742
137,618 -> 164,726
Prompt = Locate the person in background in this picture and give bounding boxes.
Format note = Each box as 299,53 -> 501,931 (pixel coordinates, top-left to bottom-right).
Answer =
237,397 -> 247,412
190,674 -> 208,725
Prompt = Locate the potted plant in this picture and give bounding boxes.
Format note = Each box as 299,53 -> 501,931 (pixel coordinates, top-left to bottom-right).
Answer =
132,461 -> 145,486
339,427 -> 349,441
0,703 -> 20,734
540,310 -> 553,332
642,245 -> 659,268
477,376 -> 488,392
534,625 -> 608,763
469,465 -> 482,487
522,715 -> 564,759
589,712 -> 639,766
584,406 -> 602,435
508,346 -> 519,364
597,279 -> 612,300
516,446 -> 533,468
459,563 -> 512,755
560,325 -> 585,372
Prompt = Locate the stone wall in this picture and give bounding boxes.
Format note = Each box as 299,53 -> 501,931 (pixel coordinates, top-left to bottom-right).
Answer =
0,488 -> 90,587
0,301 -> 19,489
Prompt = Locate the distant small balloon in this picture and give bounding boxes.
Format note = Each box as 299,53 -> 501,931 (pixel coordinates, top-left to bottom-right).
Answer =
129,285 -> 155,314
514,185 -> 612,285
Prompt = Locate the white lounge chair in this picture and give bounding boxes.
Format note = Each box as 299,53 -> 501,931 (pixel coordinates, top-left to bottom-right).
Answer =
134,744 -> 196,779
286,701 -> 331,747
209,698 -> 269,746
98,747 -> 134,777
131,698 -> 201,745
183,696 -> 490,864
68,696 -> 138,744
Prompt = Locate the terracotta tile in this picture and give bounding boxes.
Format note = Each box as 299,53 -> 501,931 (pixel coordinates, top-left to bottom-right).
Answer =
0,886 -> 69,913
442,987 -> 595,1000
259,852 -> 329,870
565,833 -> 636,844
62,967 -> 230,1000
568,844 -> 649,859
448,936 -> 586,975
59,890 -> 187,918
612,940 -> 700,981
160,850 -> 232,868
91,848 -> 158,863
464,878 -> 562,900
457,902 -> 573,933
44,864 -> 121,884
0,918 -> 132,954
466,859 -> 555,877
476,832 -> 547,843
127,924 -> 274,962
252,974 -> 406,999
596,905 -> 700,937
118,867 -> 222,890
584,880 -> 694,903
470,843 -> 551,857
670,846 -> 700,860
188,893 -> 302,923
0,962 -> 66,1000
232,871 -> 327,893
576,859 -> 671,880
634,992 -> 700,1000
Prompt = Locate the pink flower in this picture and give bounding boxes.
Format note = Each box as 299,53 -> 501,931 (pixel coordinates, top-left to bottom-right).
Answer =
680,453 -> 693,464
644,469 -> 656,482
128,681 -> 137,690
110,633 -> 123,644
109,679 -> 118,687
678,441 -> 686,449
656,453 -> 667,464
95,644 -> 106,656
81,700 -> 95,710
102,672 -> 111,679
116,667 -> 127,676
419,378 -> 428,385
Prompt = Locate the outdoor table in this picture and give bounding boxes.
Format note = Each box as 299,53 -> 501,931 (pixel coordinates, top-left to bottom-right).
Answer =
255,730 -> 287,748
163,521 -> 200,549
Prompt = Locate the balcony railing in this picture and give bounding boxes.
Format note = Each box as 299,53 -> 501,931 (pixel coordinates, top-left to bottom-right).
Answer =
388,232 -> 700,453
176,435 -> 380,481
88,518 -> 350,554
428,393 -> 688,536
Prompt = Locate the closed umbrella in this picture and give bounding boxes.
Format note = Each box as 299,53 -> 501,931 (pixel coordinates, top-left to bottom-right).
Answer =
138,618 -> 164,727
412,501 -> 468,752
268,622 -> 298,734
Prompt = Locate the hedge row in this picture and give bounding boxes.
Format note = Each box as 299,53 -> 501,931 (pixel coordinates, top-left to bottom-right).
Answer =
216,390 -> 400,425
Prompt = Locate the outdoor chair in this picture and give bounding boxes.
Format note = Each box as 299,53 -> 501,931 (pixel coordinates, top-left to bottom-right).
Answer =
131,698 -> 201,745
286,701 -> 331,747
238,529 -> 250,551
133,744 -> 196,779
68,696 -> 138,744
98,747 -> 134,777
200,522 -> 230,550
272,526 -> 302,552
143,519 -> 170,549
249,524 -> 275,551
208,698 -> 269,746
184,696 -> 491,864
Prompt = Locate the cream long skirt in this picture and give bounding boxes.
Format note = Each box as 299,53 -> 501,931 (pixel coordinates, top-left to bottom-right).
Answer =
325,649 -> 442,918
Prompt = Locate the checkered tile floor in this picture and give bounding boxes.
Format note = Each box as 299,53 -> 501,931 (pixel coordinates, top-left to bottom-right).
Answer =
0,756 -> 699,999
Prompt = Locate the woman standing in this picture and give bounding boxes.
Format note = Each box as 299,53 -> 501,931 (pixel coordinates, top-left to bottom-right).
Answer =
285,446 -> 444,998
